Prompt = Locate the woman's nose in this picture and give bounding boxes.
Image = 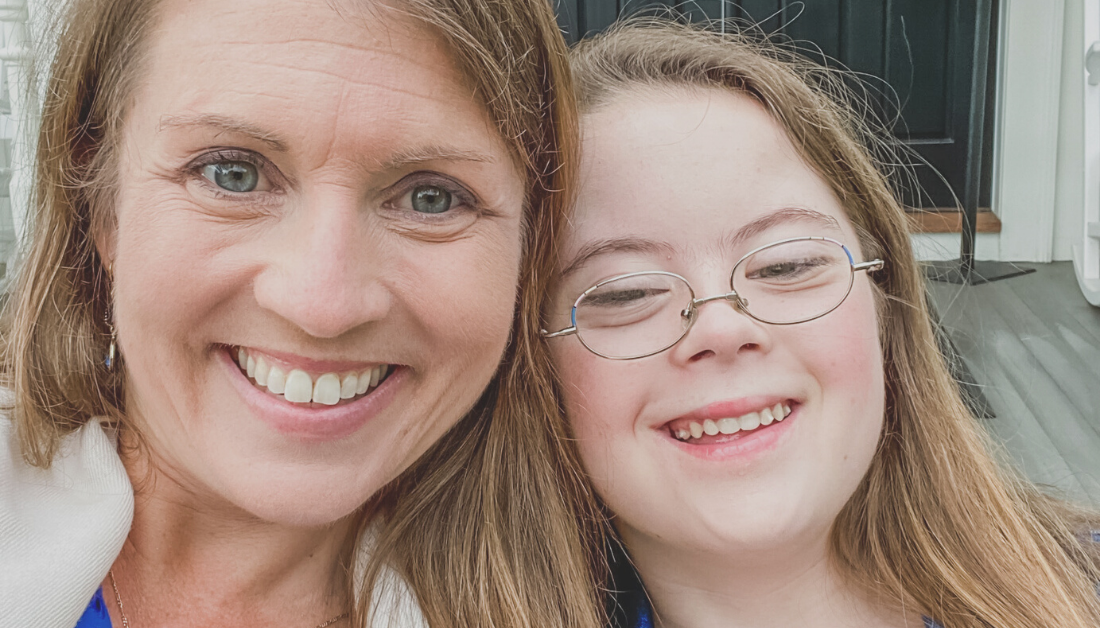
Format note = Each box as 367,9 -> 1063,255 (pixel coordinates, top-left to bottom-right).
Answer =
668,291 -> 773,364
253,193 -> 392,339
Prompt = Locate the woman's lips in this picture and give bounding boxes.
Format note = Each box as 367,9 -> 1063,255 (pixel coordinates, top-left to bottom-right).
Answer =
233,346 -> 391,405
220,347 -> 404,442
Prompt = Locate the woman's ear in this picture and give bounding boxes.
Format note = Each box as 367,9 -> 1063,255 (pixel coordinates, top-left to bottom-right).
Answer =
89,195 -> 118,276
92,226 -> 116,279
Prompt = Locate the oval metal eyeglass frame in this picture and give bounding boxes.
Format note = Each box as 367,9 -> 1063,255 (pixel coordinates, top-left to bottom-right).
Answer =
541,236 -> 885,360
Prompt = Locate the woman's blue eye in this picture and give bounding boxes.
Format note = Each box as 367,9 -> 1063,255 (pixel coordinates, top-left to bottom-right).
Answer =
202,162 -> 259,193
410,185 -> 452,214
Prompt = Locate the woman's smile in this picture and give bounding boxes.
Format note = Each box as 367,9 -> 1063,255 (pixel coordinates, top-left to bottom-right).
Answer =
222,347 -> 405,442
232,345 -> 394,406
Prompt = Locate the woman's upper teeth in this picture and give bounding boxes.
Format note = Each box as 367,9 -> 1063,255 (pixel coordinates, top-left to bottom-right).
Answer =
672,403 -> 792,441
237,347 -> 389,405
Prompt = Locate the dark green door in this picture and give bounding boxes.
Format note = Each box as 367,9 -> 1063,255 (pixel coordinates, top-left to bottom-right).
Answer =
555,0 -> 995,209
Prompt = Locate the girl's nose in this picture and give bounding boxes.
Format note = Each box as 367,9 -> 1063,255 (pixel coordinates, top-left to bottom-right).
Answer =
668,292 -> 773,364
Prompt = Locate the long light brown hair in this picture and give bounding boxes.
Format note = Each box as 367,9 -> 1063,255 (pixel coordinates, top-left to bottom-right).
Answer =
566,18 -> 1100,628
0,0 -> 603,627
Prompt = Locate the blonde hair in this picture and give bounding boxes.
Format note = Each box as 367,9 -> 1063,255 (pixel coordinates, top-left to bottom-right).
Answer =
1,1 -> 603,627
567,18 -> 1100,628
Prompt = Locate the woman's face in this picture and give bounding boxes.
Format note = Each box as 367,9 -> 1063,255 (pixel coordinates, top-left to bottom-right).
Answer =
549,87 -> 885,562
107,0 -> 525,525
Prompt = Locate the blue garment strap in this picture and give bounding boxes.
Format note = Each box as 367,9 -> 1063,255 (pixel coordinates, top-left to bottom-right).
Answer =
74,587 -> 113,628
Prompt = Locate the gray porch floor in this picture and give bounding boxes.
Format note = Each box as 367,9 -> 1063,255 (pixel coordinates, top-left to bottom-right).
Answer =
927,262 -> 1100,507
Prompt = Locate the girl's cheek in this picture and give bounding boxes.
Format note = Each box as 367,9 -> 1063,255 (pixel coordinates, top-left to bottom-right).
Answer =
555,348 -> 637,441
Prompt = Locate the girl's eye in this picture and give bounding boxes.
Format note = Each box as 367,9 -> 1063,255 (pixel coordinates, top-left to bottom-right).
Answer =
201,161 -> 264,193
409,184 -> 453,214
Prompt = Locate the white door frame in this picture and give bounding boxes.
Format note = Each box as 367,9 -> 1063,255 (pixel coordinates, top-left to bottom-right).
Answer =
991,0 -> 1066,262
1078,0 -> 1100,303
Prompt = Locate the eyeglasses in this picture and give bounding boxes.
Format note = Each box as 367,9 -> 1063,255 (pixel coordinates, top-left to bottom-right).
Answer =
542,236 -> 884,360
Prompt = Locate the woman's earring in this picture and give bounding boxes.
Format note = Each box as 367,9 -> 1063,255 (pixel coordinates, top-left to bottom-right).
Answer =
105,307 -> 118,370
104,262 -> 117,370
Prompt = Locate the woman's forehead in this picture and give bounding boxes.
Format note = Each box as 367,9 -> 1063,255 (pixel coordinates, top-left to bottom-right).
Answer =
127,0 -> 513,177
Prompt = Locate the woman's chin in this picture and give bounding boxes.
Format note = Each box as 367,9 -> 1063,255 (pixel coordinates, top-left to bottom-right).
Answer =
219,472 -> 379,528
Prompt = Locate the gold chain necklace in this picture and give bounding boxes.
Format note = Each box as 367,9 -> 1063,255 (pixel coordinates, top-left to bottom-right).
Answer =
108,569 -> 350,628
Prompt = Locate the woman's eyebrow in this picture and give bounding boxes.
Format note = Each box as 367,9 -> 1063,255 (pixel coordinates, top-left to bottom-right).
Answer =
378,145 -> 496,170
158,114 -> 288,151
560,237 -> 676,279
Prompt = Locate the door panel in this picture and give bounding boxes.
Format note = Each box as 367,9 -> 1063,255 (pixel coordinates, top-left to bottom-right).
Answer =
555,0 -> 992,209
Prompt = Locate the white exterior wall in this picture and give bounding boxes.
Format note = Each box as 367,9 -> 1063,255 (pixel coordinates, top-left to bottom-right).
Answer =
1054,0 -> 1086,262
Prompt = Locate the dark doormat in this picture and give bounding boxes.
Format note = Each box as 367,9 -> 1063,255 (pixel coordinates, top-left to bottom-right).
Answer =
927,297 -> 996,420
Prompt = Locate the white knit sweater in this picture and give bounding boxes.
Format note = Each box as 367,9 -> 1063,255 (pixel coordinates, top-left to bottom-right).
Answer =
0,415 -> 427,628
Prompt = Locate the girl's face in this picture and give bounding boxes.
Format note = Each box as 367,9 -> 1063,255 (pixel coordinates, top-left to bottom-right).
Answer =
549,87 -> 886,561
107,0 -> 524,526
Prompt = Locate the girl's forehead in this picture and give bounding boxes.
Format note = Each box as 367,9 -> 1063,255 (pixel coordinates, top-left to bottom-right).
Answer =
569,86 -> 856,253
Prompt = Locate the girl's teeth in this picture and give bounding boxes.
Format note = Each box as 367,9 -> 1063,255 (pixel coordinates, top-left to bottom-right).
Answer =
717,418 -> 739,434
672,403 -> 794,442
235,348 -> 390,405
759,408 -> 775,426
740,412 -> 761,430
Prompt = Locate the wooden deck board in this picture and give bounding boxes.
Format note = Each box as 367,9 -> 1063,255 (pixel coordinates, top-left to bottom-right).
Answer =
927,262 -> 1100,506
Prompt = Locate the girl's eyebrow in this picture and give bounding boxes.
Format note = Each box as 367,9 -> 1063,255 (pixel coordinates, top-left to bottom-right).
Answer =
726,207 -> 842,250
560,237 -> 676,279
560,207 -> 842,279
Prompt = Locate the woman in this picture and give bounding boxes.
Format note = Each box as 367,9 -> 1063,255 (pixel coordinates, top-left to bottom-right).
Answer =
543,19 -> 1100,628
0,0 -> 602,627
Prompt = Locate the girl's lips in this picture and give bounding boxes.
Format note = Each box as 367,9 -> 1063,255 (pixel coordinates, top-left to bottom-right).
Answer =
220,348 -> 404,442
661,404 -> 800,463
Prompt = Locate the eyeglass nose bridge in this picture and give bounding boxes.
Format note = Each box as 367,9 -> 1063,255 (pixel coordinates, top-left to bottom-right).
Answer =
680,290 -> 748,321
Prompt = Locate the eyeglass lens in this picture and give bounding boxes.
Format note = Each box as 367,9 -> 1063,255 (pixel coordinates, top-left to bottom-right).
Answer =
573,239 -> 855,359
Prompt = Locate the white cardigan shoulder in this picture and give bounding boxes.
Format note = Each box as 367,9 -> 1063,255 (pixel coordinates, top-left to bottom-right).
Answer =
0,415 -> 427,628
0,415 -> 133,627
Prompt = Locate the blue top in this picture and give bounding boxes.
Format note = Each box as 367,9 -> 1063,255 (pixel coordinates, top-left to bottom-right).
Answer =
74,587 -> 112,628
618,531 -> 1099,628
74,533 -> 1100,628
619,588 -> 943,628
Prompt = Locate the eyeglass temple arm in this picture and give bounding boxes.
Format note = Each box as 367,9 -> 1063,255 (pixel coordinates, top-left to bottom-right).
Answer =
853,260 -> 885,272
541,326 -> 577,338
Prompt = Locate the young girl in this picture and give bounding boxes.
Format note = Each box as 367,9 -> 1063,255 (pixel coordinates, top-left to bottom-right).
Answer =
543,19 -> 1100,628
